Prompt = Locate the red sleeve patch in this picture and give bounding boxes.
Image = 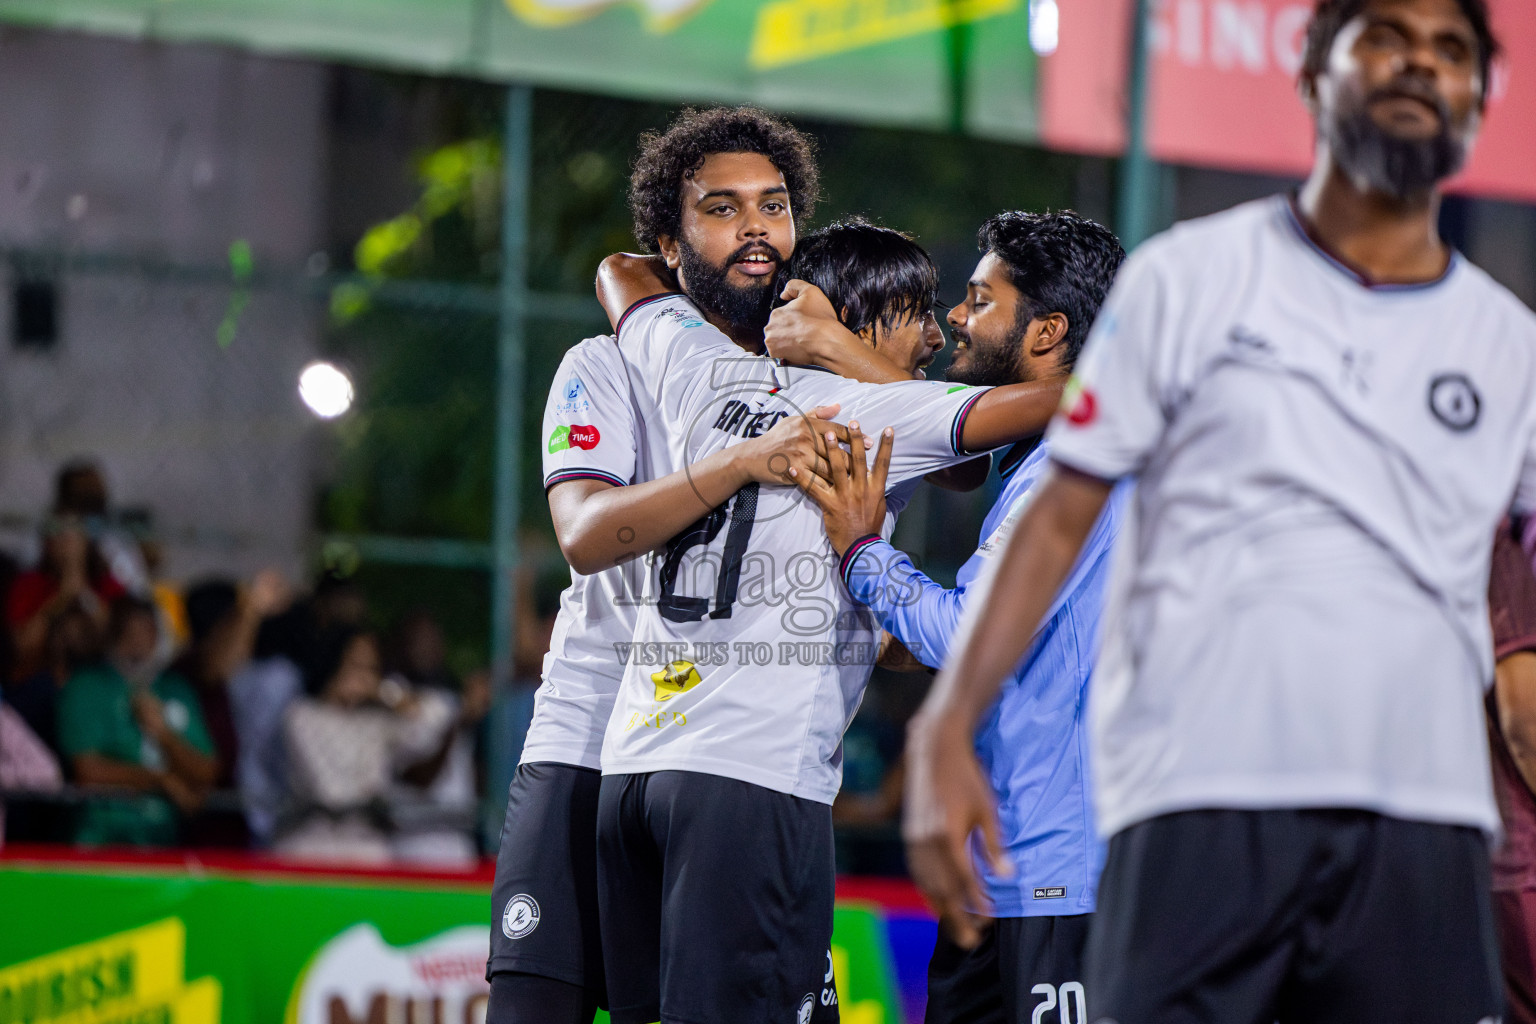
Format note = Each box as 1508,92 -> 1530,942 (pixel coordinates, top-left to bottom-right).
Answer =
1063,377 -> 1098,427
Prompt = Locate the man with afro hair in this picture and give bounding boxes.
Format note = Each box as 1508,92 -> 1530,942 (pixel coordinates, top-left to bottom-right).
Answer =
627,105 -> 820,352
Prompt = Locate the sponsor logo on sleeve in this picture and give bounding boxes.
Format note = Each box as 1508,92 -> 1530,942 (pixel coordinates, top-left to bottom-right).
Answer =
547,424 -> 601,453
659,305 -> 707,330
1061,377 -> 1097,427
1033,887 -> 1067,900
556,375 -> 591,416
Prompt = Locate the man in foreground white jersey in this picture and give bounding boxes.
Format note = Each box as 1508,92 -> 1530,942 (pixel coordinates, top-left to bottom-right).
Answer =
905,1 -> 1536,1021
590,108 -> 1071,1024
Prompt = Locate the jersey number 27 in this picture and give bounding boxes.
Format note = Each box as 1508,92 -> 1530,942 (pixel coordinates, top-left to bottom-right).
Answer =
657,484 -> 759,623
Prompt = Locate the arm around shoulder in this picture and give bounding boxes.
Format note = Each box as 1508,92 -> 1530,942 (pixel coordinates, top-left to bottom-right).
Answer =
596,254 -> 676,331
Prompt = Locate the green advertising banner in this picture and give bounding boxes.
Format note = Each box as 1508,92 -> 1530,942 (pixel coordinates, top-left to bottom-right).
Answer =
0,864 -> 905,1024
0,0 -> 1041,140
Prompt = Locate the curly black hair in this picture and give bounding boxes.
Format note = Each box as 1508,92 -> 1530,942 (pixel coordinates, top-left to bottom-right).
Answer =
1301,0 -> 1499,108
629,106 -> 820,253
977,211 -> 1126,372
785,218 -> 937,336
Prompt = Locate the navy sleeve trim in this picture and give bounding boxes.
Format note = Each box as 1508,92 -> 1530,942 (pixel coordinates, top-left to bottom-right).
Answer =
950,388 -> 988,455
544,469 -> 628,491
615,291 -> 687,337
839,534 -> 885,590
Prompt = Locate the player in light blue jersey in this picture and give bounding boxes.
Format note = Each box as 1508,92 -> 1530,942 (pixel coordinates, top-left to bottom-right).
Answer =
790,211 -> 1126,1024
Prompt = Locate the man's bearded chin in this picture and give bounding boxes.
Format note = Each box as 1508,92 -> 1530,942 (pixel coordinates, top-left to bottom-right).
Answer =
946,326 -> 1031,389
1327,88 -> 1470,201
677,239 -> 781,334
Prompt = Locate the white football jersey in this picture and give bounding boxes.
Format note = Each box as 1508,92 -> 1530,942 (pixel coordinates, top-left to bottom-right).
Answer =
1049,196 -> 1536,838
599,294 -> 988,803
521,335 -> 645,770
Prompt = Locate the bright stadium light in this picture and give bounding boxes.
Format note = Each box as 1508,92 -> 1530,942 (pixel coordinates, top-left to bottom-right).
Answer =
1029,0 -> 1059,55
298,361 -> 354,419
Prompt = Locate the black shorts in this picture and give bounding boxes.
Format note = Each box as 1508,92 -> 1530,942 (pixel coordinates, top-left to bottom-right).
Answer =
486,762 -> 605,1004
1086,808 -> 1501,1024
596,770 -> 837,1024
925,914 -> 1091,1024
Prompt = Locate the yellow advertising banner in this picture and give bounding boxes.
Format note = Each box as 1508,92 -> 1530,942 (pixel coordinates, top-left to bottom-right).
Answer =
0,918 -> 221,1024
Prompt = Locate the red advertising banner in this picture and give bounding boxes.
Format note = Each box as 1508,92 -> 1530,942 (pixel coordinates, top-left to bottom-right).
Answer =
1040,0 -> 1536,203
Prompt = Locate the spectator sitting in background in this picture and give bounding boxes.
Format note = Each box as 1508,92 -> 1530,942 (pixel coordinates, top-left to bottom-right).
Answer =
49,460 -> 150,597
176,571 -> 291,846
1,607 -> 101,843
230,602 -> 313,848
58,597 -> 216,847
118,508 -> 188,667
7,515 -> 123,682
390,608 -> 459,693
313,571 -> 368,632
3,605 -> 102,763
386,609 -> 490,865
276,626 -> 452,864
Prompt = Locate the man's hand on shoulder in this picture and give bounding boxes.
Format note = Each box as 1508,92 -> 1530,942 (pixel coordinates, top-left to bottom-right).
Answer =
596,253 -> 677,330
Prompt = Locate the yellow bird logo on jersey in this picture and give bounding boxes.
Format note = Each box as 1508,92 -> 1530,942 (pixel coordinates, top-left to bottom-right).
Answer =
652,660 -> 703,702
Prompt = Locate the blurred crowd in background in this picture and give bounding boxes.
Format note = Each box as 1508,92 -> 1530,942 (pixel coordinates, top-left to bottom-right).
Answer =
0,457 -> 567,866
0,455 -> 920,871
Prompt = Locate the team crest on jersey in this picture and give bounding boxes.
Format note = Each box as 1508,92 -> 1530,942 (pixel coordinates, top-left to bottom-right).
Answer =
502,894 -> 541,939
1062,376 -> 1097,426
1428,373 -> 1481,432
798,993 -> 815,1024
652,659 -> 703,701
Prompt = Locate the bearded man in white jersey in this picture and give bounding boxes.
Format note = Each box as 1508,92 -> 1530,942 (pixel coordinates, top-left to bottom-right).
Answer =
905,1 -> 1536,1021
485,339 -> 845,1024
485,111 -> 850,1024
591,108 -> 1075,1024
488,108 -> 1049,1024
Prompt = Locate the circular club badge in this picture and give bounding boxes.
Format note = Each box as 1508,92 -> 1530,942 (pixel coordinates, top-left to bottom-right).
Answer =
502,894 -> 541,940
1428,373 -> 1481,432
798,993 -> 816,1024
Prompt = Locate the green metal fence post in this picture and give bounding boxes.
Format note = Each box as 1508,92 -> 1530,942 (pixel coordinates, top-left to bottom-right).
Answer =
485,83 -> 533,845
1116,0 -> 1156,249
